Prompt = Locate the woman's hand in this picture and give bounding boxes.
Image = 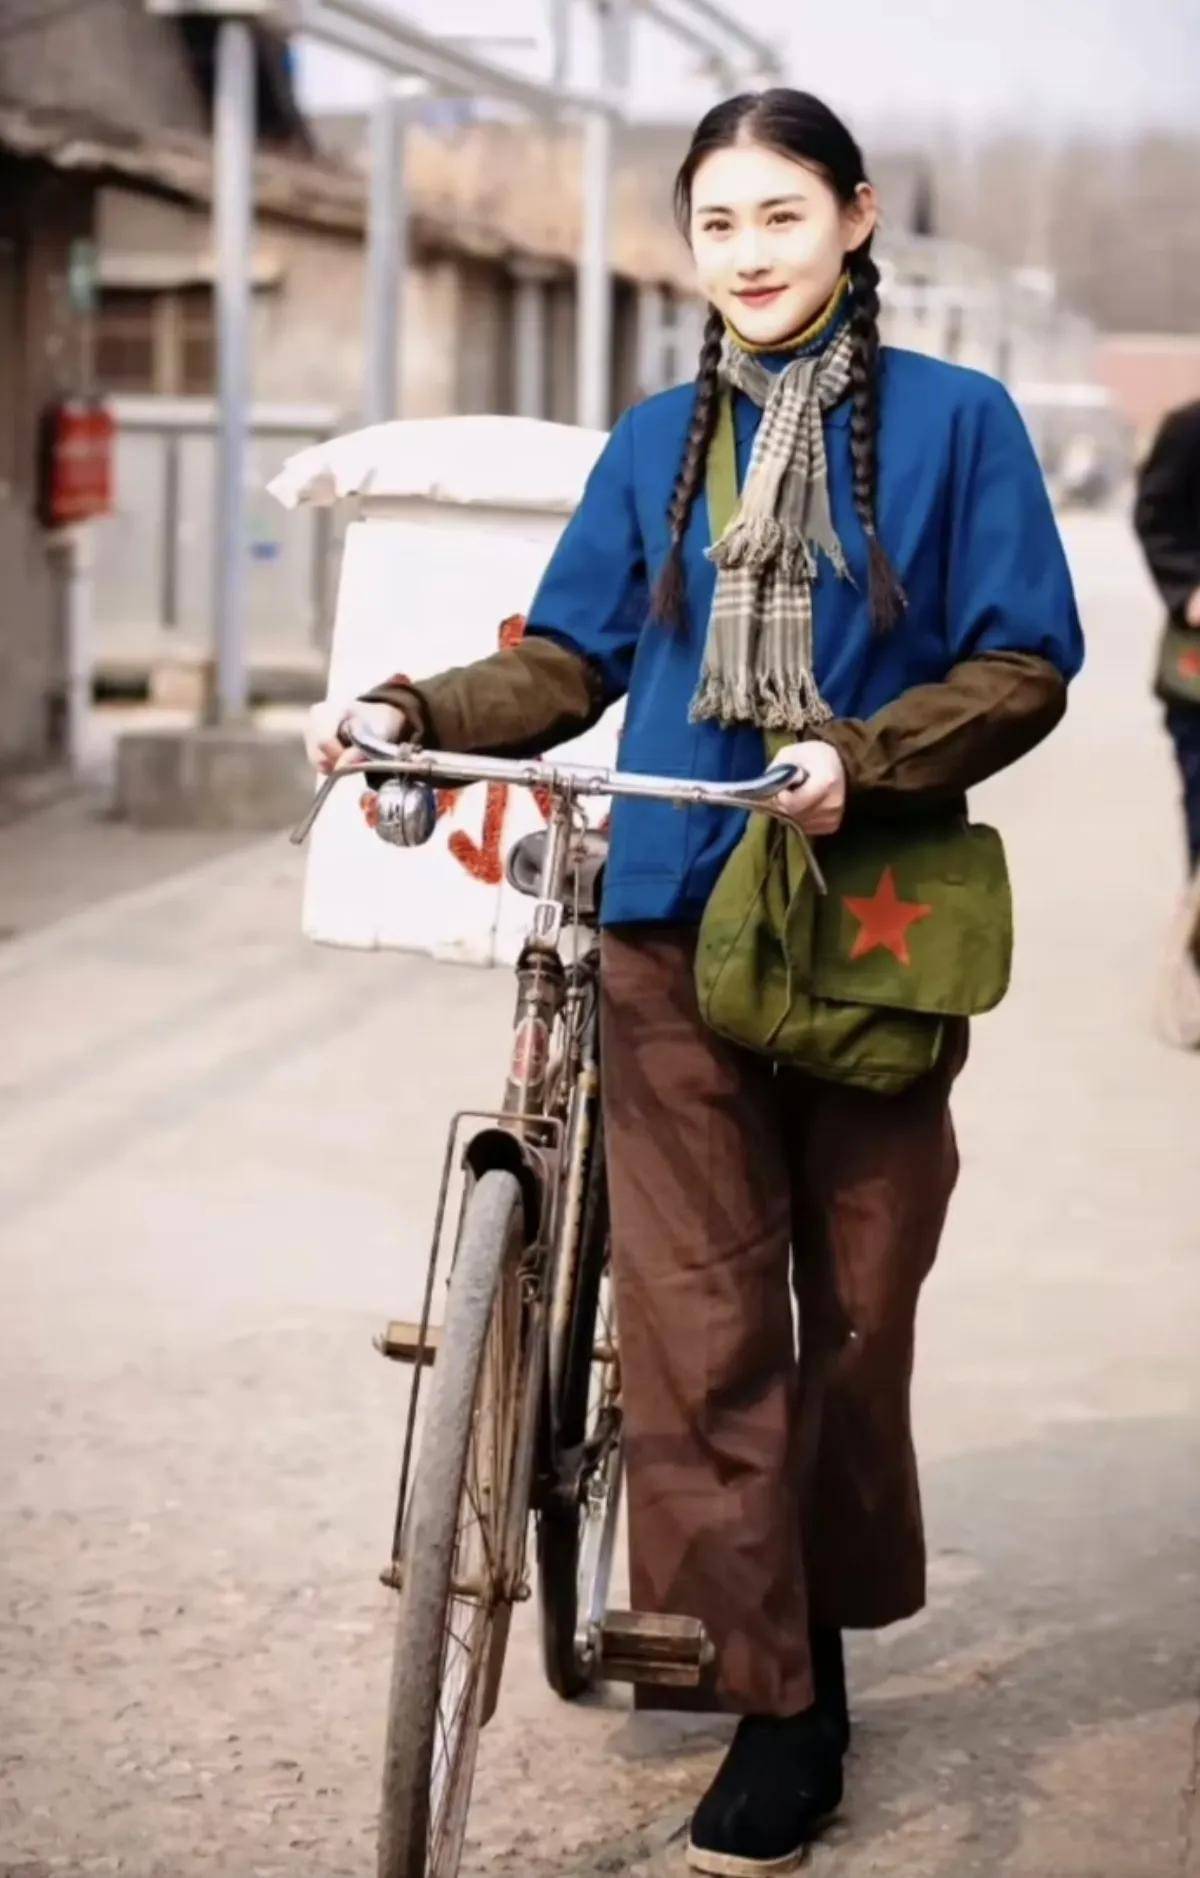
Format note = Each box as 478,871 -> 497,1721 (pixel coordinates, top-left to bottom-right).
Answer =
771,740 -> 847,837
304,699 -> 404,775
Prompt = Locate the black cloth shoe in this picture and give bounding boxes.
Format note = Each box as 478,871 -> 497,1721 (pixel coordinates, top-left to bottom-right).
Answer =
809,1624 -> 850,1755
687,1706 -> 844,1875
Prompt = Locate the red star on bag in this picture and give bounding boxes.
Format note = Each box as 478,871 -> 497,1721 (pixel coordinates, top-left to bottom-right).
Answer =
844,867 -> 934,967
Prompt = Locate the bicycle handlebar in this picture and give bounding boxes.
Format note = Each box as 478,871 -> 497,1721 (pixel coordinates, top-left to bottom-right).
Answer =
291,717 -> 824,889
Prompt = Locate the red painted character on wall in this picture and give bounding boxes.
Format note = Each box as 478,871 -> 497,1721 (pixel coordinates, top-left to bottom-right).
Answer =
363,613 -> 555,880
444,615 -> 552,884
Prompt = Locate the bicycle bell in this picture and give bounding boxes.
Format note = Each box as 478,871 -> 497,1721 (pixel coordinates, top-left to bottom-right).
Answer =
372,778 -> 437,848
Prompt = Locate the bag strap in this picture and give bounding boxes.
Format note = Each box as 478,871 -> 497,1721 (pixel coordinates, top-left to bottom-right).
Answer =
705,387 -> 739,542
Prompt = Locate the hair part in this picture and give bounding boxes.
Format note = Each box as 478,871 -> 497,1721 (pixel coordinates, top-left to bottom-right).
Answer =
656,87 -> 906,635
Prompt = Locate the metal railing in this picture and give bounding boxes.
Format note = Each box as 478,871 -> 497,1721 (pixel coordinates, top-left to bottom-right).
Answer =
144,0 -> 782,723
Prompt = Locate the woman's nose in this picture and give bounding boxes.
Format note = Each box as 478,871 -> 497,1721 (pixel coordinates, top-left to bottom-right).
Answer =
732,228 -> 769,275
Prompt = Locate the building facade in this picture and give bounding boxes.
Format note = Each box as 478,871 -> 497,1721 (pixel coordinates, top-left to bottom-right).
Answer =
0,153 -> 97,772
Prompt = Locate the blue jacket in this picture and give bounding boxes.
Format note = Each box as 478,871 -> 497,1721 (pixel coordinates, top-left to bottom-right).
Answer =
526,346 -> 1084,926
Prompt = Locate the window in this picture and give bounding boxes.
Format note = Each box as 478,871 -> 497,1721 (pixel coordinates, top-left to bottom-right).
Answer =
95,288 -> 157,392
179,288 -> 215,394
96,286 -> 216,395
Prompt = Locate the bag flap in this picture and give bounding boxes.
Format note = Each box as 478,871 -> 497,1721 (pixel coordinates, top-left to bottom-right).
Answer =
1155,622 -> 1200,707
811,817 -> 1012,1016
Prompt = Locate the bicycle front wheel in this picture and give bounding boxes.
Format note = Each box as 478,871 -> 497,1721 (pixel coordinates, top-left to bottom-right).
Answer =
378,1169 -> 529,1878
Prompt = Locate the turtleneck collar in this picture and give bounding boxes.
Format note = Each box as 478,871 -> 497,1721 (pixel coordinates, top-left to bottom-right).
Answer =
724,272 -> 851,373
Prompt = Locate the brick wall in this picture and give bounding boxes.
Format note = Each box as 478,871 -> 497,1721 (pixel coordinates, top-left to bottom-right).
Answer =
1095,336 -> 1200,455
0,159 -> 95,772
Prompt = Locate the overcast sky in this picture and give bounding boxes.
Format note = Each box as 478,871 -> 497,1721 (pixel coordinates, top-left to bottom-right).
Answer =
297,0 -> 1200,137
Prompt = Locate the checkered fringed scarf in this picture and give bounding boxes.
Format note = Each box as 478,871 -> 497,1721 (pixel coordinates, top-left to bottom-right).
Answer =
691,323 -> 855,732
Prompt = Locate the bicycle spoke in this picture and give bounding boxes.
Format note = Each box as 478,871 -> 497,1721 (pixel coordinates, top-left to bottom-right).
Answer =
381,1174 -> 537,1878
445,1616 -> 473,1657
441,1640 -> 483,1758
429,1633 -> 488,1868
462,1477 -> 495,1578
424,1260 -> 525,1874
430,1634 -> 477,1844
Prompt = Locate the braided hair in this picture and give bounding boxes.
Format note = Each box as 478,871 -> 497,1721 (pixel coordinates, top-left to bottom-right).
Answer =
847,243 -> 907,631
654,88 -> 906,633
651,305 -> 725,624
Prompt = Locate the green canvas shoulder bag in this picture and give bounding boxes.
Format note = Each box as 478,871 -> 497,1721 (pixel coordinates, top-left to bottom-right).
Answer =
694,392 -> 1013,1093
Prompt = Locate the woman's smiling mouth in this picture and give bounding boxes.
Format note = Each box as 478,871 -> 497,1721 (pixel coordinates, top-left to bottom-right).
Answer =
734,285 -> 787,307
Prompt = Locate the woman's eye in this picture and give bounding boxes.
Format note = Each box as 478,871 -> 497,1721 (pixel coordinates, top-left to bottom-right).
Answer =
768,212 -> 800,226
701,221 -> 731,236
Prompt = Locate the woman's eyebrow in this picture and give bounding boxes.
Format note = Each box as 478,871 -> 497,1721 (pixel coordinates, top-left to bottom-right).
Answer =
694,192 -> 809,215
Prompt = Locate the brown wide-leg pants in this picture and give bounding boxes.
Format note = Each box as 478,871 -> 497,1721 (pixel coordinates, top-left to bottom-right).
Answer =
600,926 -> 966,1717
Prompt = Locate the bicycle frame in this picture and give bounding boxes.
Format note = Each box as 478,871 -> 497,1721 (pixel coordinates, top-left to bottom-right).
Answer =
293,735 -> 816,1588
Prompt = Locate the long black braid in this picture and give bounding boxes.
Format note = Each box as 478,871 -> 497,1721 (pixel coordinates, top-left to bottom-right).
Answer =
847,244 -> 907,631
651,305 -> 725,625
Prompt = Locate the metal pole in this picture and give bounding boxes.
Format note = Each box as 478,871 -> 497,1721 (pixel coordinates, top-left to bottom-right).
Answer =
577,0 -> 627,429
50,525 -> 92,777
364,77 -> 412,425
548,0 -> 570,84
672,0 -> 780,70
301,0 -> 615,118
636,282 -> 663,396
635,0 -> 734,78
211,16 -> 255,724
513,265 -> 549,418
577,105 -> 611,429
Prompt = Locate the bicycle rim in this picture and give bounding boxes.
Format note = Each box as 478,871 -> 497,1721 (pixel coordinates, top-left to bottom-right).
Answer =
378,1171 -> 528,1878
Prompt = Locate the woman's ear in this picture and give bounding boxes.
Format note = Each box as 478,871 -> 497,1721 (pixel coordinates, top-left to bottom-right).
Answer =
843,181 -> 879,255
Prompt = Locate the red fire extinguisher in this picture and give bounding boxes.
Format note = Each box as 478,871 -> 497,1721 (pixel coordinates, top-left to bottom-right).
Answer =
39,399 -> 116,528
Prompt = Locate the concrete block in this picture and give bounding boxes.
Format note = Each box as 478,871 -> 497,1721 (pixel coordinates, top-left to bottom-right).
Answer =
115,725 -> 314,830
148,657 -> 217,715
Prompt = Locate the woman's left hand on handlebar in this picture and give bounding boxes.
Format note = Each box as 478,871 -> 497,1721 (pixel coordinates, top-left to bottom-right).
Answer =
771,740 -> 847,836
304,699 -> 404,775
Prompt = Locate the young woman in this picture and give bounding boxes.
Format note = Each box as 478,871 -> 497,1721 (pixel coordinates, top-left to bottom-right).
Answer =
308,89 -> 1083,1877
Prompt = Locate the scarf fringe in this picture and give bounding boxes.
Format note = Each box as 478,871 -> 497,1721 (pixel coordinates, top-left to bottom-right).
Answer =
689,666 -> 834,733
709,518 -> 825,584
823,537 -> 851,583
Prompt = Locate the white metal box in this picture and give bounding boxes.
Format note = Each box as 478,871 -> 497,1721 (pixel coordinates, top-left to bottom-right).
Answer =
270,415 -> 617,964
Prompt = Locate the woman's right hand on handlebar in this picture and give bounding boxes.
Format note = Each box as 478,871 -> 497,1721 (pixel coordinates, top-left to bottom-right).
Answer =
304,699 -> 404,775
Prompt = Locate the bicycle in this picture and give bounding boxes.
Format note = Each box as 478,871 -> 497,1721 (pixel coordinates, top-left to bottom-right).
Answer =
292,727 -> 811,1878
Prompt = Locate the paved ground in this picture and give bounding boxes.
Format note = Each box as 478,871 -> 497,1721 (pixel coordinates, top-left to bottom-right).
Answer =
2,512 -> 1199,1878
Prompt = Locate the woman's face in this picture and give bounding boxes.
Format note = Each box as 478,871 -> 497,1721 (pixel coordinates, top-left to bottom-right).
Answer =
689,140 -> 876,347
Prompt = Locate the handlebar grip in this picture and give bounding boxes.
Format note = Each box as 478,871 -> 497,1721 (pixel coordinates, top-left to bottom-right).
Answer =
341,715 -> 409,762
720,762 -> 806,803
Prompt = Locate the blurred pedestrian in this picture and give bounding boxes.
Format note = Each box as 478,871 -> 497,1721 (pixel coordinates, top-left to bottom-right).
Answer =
1134,398 -> 1200,873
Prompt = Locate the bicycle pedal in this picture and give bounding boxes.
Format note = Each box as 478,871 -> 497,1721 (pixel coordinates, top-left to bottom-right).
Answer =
595,1611 -> 715,1688
374,1320 -> 440,1365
